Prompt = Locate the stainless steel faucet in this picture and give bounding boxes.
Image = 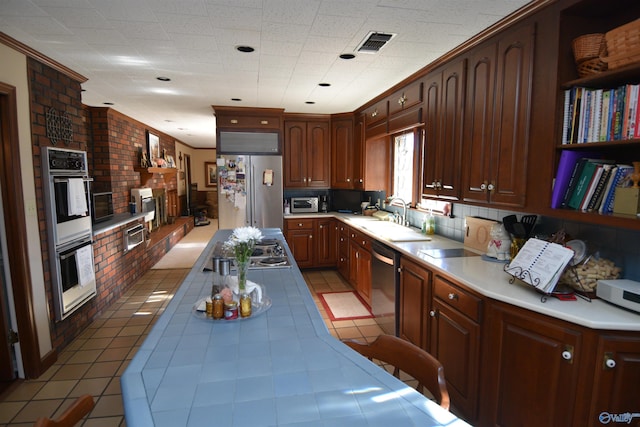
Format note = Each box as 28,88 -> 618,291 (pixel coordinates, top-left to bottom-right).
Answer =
388,197 -> 408,226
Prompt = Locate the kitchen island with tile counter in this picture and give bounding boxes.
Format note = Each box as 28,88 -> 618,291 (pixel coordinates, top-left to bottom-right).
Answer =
120,228 -> 470,427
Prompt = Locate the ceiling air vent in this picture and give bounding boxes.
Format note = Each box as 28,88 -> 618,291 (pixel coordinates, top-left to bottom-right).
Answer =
356,32 -> 396,54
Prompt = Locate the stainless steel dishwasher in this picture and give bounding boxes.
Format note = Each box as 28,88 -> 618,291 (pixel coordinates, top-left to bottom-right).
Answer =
371,241 -> 401,336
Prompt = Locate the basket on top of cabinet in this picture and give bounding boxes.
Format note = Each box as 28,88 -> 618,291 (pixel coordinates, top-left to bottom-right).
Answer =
602,18 -> 640,70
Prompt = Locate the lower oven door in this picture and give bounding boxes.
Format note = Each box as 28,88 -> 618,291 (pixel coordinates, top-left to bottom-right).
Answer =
54,237 -> 97,320
52,176 -> 93,245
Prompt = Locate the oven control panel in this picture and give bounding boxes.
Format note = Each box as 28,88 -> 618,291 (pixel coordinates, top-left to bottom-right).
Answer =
47,147 -> 87,172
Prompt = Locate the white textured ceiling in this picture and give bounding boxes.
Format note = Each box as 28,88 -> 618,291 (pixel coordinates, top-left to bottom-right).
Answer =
0,0 -> 531,148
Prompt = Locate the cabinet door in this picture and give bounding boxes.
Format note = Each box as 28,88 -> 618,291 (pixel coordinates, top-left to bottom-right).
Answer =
284,121 -> 307,187
306,121 -> 330,188
337,225 -> 349,279
286,229 -> 314,268
588,334 -> 640,427
489,23 -> 534,207
483,302 -> 583,427
315,218 -> 337,267
422,59 -> 465,200
430,298 -> 479,423
355,244 -> 371,306
462,42 -> 496,204
437,59 -> 466,200
331,117 -> 355,189
398,258 -> 431,350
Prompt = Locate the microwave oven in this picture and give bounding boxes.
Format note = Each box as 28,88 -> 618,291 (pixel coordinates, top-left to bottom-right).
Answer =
92,192 -> 114,223
291,197 -> 319,213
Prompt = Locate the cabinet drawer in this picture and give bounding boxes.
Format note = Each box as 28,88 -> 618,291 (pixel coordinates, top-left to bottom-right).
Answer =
349,230 -> 371,251
388,81 -> 423,115
217,115 -> 281,130
285,218 -> 315,231
434,275 -> 481,322
364,100 -> 388,129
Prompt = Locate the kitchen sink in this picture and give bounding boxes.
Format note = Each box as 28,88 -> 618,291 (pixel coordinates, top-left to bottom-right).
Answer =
348,218 -> 432,242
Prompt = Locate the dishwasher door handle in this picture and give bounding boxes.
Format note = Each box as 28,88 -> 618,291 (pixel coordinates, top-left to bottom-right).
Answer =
372,245 -> 395,265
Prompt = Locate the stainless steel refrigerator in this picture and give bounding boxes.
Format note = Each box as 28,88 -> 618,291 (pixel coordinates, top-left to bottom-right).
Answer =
217,154 -> 283,230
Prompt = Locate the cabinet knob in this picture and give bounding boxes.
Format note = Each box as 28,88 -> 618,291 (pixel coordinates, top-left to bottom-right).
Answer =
359,179 -> 363,183
319,225 -> 323,229
309,234 -> 313,239
347,178 -> 351,182
487,183 -> 495,191
308,177 -> 311,183
230,119 -> 238,124
260,120 -> 269,125
448,293 -> 458,301
562,344 -> 574,363
480,182 -> 487,191
371,109 -> 378,118
362,240 -> 366,246
429,310 -> 436,317
604,352 -> 616,369
298,223 -> 303,227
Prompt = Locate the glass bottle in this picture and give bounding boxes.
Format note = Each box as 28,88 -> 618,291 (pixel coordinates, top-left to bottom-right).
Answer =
211,256 -> 223,297
240,293 -> 252,318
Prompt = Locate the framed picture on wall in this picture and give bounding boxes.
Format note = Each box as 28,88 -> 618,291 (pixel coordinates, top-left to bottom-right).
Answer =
205,162 -> 217,187
146,131 -> 160,164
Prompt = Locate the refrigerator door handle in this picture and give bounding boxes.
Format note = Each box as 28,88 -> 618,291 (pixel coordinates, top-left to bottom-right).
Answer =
251,163 -> 257,226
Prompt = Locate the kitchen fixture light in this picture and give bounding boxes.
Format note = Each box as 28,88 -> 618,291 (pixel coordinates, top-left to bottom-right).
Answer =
305,101 -> 315,104
231,98 -> 242,102
236,46 -> 254,53
156,76 -> 171,82
339,53 -> 356,60
318,83 -> 331,87
103,102 -> 114,105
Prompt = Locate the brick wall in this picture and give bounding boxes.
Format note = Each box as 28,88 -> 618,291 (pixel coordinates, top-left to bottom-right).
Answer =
28,57 -> 190,355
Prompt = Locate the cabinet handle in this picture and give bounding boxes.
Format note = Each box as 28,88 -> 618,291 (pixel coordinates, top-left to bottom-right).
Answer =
398,94 -> 407,106
448,293 -> 458,301
562,345 -> 574,364
298,223 -> 303,227
309,234 -> 313,239
487,183 -> 495,192
480,182 -> 487,191
230,119 -> 238,124
359,178 -> 363,183
303,177 -> 307,182
371,109 -> 378,118
603,352 -> 616,369
362,240 -> 366,246
347,178 -> 351,182
260,120 -> 269,125
308,177 -> 311,183
319,225 -> 324,229
429,310 -> 436,317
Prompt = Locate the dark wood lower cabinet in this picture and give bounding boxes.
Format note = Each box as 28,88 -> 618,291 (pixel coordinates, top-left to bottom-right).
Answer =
481,301 -> 585,427
398,258 -> 431,350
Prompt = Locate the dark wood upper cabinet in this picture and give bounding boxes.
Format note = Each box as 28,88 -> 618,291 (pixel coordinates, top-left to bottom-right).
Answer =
331,116 -> 356,189
283,119 -> 330,188
462,23 -> 534,208
422,58 -> 466,200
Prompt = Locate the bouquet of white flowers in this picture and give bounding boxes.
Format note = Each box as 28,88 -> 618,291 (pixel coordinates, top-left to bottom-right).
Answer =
223,226 -> 263,263
223,227 -> 263,293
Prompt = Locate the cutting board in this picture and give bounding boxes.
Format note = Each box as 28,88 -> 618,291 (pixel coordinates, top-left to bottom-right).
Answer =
464,217 -> 498,252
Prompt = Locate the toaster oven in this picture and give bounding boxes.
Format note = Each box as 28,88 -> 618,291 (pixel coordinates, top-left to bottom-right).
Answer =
290,197 -> 319,213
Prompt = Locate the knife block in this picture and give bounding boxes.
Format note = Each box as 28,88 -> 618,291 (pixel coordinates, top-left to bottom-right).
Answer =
613,187 -> 640,215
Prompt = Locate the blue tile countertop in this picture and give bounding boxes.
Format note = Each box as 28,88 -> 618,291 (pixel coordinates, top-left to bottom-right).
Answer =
121,228 -> 470,427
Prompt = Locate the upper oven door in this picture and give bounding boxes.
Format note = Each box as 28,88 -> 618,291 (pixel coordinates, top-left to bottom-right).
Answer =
51,177 -> 93,245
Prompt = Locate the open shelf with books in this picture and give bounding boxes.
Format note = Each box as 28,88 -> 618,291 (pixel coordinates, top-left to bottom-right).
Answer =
549,0 -> 640,230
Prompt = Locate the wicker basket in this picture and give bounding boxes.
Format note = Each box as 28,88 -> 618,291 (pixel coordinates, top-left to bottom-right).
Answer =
577,57 -> 608,77
572,33 -> 606,63
602,18 -> 640,69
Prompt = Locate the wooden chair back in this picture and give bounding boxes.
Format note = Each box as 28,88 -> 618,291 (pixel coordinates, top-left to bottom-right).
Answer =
344,334 -> 450,410
33,394 -> 95,427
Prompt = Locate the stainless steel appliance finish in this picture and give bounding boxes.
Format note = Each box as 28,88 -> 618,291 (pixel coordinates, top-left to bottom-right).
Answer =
208,239 -> 291,270
217,154 -> 283,230
42,146 -> 97,320
124,224 -> 145,253
290,197 -> 319,213
92,191 -> 114,223
371,241 -> 400,336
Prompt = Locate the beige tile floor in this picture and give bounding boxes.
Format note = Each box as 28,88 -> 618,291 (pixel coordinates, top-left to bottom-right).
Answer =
0,268 -> 383,427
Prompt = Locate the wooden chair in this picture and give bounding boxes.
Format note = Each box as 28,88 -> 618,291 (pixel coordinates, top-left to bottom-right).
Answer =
344,334 -> 450,410
33,394 -> 95,427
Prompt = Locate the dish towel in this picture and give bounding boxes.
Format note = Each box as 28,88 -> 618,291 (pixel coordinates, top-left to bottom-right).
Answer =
67,178 -> 87,216
226,276 -> 263,303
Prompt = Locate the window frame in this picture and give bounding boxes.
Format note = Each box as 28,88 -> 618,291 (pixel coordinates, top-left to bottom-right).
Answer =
389,127 -> 423,208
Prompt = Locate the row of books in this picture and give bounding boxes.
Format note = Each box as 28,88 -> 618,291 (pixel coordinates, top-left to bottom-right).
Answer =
551,150 -> 634,213
561,84 -> 640,145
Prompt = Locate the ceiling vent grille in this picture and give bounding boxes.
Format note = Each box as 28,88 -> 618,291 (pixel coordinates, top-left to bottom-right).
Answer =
356,32 -> 396,54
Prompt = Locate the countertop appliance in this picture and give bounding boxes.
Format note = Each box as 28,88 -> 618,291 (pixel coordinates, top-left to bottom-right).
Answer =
92,191 -> 114,223
131,188 -> 155,223
597,279 -> 640,313
291,197 -> 319,213
217,153 -> 283,230
371,240 -> 400,335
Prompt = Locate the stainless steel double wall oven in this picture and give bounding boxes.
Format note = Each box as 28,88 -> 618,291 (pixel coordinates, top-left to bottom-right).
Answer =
42,147 -> 96,320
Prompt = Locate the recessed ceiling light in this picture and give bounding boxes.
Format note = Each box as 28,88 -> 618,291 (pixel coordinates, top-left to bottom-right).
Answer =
157,76 -> 171,82
305,101 -> 315,105
103,102 -> 114,105
339,53 -> 356,60
318,83 -> 331,87
236,46 -> 255,53
231,98 -> 242,102
165,119 -> 173,122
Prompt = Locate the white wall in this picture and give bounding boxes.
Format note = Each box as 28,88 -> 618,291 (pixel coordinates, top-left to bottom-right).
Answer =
0,44 -> 53,366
